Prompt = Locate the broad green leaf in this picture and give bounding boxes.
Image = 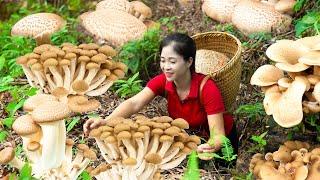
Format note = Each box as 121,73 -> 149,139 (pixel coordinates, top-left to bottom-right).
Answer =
19,163 -> 32,179
79,170 -> 91,180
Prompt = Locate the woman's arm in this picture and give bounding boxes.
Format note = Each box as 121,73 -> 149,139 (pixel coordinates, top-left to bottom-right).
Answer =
83,87 -> 156,135
107,87 -> 156,119
197,113 -> 225,160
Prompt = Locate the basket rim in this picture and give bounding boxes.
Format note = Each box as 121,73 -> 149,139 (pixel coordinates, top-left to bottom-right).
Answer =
192,31 -> 242,76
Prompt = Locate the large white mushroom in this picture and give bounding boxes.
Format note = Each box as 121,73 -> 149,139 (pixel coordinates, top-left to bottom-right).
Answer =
11,13 -> 65,45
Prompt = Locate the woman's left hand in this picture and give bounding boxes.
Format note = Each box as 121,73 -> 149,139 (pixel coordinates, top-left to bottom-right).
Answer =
197,139 -> 222,160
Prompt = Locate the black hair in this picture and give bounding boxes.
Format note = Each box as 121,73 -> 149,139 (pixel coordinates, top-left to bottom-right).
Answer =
159,32 -> 196,72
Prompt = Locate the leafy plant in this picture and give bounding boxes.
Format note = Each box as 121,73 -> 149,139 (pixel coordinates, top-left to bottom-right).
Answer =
242,32 -> 272,49
8,163 -> 36,180
295,10 -> 320,37
248,131 -> 268,153
66,116 -> 81,133
158,16 -> 177,33
118,27 -> 161,80
233,172 -> 253,180
294,0 -> 308,12
182,151 -> 200,180
78,170 -> 92,180
235,102 -> 266,121
200,129 -> 237,163
112,72 -> 143,98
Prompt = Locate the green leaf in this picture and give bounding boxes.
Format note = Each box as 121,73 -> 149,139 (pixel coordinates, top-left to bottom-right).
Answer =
294,0 -> 307,12
183,151 -> 199,180
6,99 -> 25,117
0,130 -> 8,142
19,163 -> 32,179
3,117 -> 15,128
0,56 -> 5,71
79,170 -> 92,180
66,116 -> 80,133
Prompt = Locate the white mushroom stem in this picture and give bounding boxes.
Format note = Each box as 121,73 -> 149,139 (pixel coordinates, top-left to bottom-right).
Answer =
33,70 -> 47,91
45,73 -> 57,91
87,75 -> 106,91
143,131 -> 150,155
134,138 -> 144,169
135,160 -> 146,176
95,170 -> 112,180
160,154 -> 187,170
139,164 -> 155,180
96,139 -> 113,163
65,144 -> 73,163
86,81 -> 113,96
84,68 -> 99,85
148,134 -> 160,154
39,120 -> 65,171
161,147 -> 180,164
70,158 -> 91,180
121,139 -> 136,158
106,142 -> 120,161
119,146 -> 129,160
62,65 -> 71,91
21,65 -> 37,87
72,151 -> 84,166
74,62 -> 86,81
8,157 -> 25,170
70,58 -> 77,82
49,66 -> 64,87
158,141 -> 173,158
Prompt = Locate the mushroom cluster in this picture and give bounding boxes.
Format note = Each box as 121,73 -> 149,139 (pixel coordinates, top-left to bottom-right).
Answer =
250,35 -> 320,128
202,0 -> 293,35
0,94 -> 100,179
80,0 -> 153,47
195,49 -> 230,75
249,140 -> 320,179
87,115 -> 201,180
16,43 -> 127,96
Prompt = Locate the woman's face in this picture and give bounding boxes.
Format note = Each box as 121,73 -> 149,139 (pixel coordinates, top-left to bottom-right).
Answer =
160,43 -> 192,82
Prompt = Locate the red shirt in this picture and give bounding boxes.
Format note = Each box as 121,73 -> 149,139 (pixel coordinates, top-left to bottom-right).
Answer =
146,72 -> 233,135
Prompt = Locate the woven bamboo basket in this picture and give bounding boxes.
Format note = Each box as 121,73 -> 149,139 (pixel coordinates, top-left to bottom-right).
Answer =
192,31 -> 242,111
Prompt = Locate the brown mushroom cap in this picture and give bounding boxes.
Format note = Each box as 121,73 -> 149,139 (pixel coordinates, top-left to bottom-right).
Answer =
72,80 -> 89,94
32,100 -> 71,123
83,149 -> 97,160
11,13 -> 65,39
67,95 -> 101,113
96,0 -> 132,12
122,157 -> 137,166
23,93 -> 57,112
80,9 -> 146,47
12,114 -> 40,136
130,1 -> 153,18
145,153 -> 162,164
98,45 -> 117,57
231,0 -> 292,35
0,147 -> 15,164
171,118 -> 189,129
27,141 -> 40,151
250,65 -> 284,86
202,0 -> 241,23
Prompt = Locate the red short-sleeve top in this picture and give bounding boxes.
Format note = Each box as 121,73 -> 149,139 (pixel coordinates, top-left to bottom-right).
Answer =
146,72 -> 233,135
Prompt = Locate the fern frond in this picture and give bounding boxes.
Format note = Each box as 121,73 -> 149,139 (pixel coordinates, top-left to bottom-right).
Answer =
182,151 -> 200,180
220,136 -> 237,162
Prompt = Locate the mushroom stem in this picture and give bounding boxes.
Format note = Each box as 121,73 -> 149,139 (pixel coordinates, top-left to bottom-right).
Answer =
134,138 -> 144,169
96,139 -> 113,163
49,66 -> 64,87
158,141 -> 173,158
9,157 -> 25,170
147,134 -> 160,154
86,81 -> 113,96
70,58 -> 77,82
70,158 -> 90,180
62,65 -> 71,91
74,62 -> 86,81
160,154 -> 187,170
135,159 -> 146,176
87,75 -> 106,91
121,139 -> 136,158
45,73 -> 57,91
21,65 -> 37,87
161,148 -> 180,164
84,69 -> 99,85
139,164 -> 155,179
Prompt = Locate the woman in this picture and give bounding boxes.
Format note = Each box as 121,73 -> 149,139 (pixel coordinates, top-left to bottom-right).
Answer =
84,33 -> 237,160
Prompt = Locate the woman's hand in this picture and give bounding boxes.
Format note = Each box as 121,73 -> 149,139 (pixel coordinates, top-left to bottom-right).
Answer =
83,118 -> 106,136
197,139 -> 222,160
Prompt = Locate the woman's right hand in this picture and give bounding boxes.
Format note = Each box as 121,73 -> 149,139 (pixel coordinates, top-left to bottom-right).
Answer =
83,118 -> 106,136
